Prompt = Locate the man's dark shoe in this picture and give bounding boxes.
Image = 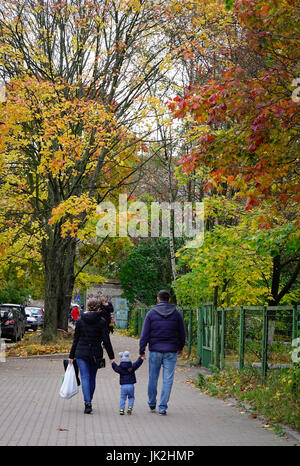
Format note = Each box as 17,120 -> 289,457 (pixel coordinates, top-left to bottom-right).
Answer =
149,405 -> 156,412
84,403 -> 92,414
159,411 -> 167,415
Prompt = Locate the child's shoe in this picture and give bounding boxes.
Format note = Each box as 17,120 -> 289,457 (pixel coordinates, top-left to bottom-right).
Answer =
120,409 -> 125,415
127,406 -> 133,415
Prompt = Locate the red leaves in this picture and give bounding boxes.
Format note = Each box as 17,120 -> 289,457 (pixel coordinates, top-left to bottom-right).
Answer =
197,133 -> 215,145
258,222 -> 271,230
167,0 -> 299,216
208,93 -> 217,105
245,196 -> 260,211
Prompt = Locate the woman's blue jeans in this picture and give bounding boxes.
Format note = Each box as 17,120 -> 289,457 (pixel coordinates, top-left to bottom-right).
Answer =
76,358 -> 98,404
147,351 -> 177,413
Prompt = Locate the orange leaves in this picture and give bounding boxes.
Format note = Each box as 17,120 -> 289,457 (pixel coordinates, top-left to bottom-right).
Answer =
1,74 -> 117,185
49,195 -> 97,238
49,204 -> 65,225
260,3 -> 269,17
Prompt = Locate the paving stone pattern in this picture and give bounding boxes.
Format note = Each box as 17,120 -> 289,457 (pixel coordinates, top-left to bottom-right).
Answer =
0,333 -> 297,446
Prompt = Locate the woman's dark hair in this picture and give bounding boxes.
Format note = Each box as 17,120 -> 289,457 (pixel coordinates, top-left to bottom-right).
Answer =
157,290 -> 170,302
87,298 -> 99,312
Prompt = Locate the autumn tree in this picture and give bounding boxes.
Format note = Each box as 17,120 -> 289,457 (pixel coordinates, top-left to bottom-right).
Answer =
170,0 -> 300,216
168,0 -> 300,306
0,0 -> 188,340
174,199 -> 300,308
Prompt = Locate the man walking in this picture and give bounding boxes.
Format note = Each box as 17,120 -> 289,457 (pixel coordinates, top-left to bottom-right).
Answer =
139,290 -> 186,415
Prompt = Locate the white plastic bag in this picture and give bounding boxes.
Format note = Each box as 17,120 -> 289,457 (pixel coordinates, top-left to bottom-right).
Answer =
59,363 -> 79,399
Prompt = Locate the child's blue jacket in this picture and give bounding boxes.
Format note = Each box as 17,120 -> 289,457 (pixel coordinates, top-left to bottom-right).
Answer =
112,358 -> 143,385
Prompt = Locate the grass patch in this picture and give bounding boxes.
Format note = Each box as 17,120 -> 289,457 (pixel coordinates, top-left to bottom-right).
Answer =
194,364 -> 300,432
114,328 -> 139,338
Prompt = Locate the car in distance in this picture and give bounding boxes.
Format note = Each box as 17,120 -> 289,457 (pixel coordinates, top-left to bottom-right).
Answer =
0,304 -> 26,342
24,308 -> 39,332
24,307 -> 44,328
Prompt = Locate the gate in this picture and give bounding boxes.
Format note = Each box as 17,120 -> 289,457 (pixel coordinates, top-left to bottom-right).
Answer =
199,303 -> 215,368
198,304 -> 300,378
114,298 -> 129,329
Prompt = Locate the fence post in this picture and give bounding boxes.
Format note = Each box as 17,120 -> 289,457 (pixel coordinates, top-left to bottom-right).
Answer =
197,307 -> 203,365
292,305 -> 299,340
188,309 -> 193,358
239,307 -> 245,370
133,309 -> 139,335
262,306 -> 269,380
141,308 -> 147,329
211,305 -> 219,368
220,309 -> 226,369
214,309 -> 220,369
137,308 -> 142,336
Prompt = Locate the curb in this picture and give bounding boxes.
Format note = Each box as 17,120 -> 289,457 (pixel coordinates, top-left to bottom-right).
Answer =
7,353 -> 69,360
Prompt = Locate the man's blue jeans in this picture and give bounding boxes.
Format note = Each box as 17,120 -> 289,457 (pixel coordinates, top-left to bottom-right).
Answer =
76,358 -> 98,404
147,351 -> 178,413
120,384 -> 135,410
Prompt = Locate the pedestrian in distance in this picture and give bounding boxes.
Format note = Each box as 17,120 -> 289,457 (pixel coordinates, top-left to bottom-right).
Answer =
111,351 -> 143,415
69,297 -> 115,414
99,295 -> 115,334
71,304 -> 80,323
80,304 -> 84,317
139,290 -> 186,415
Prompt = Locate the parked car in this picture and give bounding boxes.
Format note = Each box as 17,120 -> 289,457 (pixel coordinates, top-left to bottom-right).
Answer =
24,309 -> 39,332
24,307 -> 44,328
0,304 -> 26,342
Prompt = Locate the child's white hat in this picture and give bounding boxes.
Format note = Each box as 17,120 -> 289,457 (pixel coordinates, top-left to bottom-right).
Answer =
119,351 -> 131,362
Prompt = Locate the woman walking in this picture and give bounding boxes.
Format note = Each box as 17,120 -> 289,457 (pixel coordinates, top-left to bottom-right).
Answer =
99,295 -> 115,334
71,304 -> 80,323
69,298 -> 115,414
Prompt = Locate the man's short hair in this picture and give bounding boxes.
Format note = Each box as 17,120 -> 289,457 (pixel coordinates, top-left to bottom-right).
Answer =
157,290 -> 170,302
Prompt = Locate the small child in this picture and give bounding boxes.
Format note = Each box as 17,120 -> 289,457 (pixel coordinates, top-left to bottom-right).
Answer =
111,351 -> 143,415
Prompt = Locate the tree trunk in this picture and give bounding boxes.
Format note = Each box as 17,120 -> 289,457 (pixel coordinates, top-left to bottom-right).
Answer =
57,238 -> 77,330
213,285 -> 219,308
43,253 -> 60,342
267,255 -> 281,345
41,231 -> 77,342
270,254 -> 281,305
169,207 -> 177,283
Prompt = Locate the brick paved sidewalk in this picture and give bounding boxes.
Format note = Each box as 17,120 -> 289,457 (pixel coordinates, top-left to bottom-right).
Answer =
0,333 -> 297,446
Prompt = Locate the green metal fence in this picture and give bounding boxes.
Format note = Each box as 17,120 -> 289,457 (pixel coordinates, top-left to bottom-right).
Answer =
130,303 -> 300,379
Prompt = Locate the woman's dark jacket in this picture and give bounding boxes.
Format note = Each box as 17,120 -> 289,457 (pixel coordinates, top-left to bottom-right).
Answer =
99,302 -> 114,329
100,301 -> 114,314
112,358 -> 143,385
69,311 -> 115,361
